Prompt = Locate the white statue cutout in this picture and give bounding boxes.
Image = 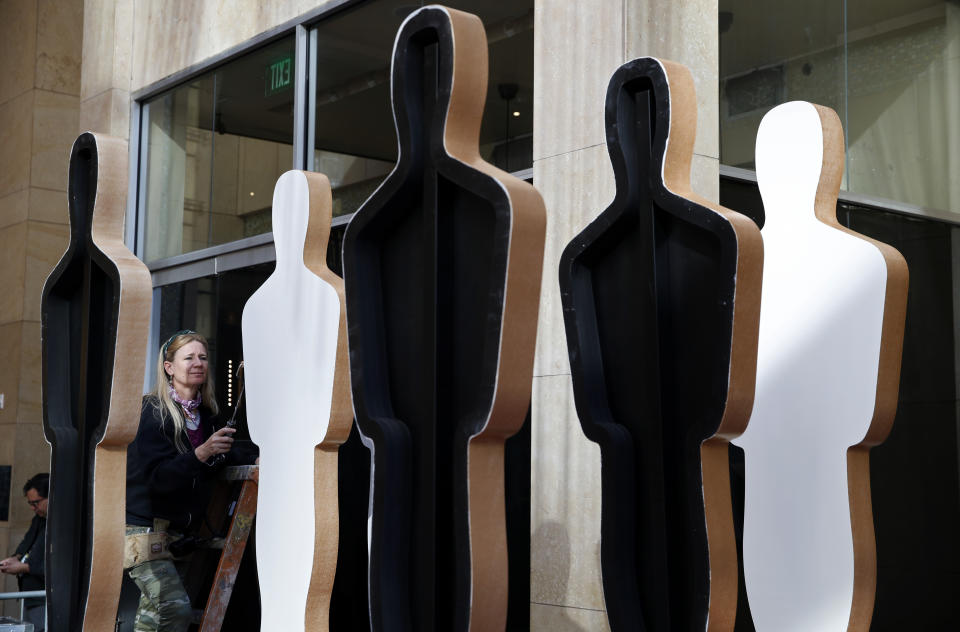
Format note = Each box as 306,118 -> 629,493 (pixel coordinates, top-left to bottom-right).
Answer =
732,101 -> 908,632
242,170 -> 352,632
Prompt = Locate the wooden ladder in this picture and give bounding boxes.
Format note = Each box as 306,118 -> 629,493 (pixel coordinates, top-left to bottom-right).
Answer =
198,464 -> 258,632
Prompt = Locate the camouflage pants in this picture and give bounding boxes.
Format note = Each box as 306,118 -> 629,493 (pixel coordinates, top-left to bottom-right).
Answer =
126,527 -> 192,632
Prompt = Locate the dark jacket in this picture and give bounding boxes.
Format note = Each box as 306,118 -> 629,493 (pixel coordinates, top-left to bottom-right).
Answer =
126,396 -> 253,531
14,514 -> 45,607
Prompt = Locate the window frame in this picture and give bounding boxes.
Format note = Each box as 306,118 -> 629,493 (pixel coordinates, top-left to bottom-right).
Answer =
720,164 -> 960,228
127,0 -> 536,390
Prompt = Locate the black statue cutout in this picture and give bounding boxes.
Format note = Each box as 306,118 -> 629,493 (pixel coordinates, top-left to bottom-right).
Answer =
41,132 -> 152,631
342,6 -> 545,632
558,58 -> 762,631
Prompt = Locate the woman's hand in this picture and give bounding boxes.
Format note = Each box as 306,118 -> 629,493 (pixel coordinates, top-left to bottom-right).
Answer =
0,557 -> 28,575
195,427 -> 236,462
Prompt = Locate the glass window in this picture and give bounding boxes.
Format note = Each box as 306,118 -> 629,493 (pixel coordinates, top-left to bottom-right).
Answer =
845,1 -> 959,214
152,225 -> 346,421
156,262 -> 273,428
141,36 -> 296,262
720,0 -> 960,217
134,6 -> 536,627
309,0 -> 534,218
719,1 -> 844,170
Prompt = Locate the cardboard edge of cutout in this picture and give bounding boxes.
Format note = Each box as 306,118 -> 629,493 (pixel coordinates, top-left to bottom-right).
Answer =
41,131 -> 152,631
804,105 -> 909,632
441,9 -> 547,630
241,169 -> 350,632
85,133 -> 151,632
298,170 -> 353,632
657,58 -> 764,632
655,60 -> 764,443
558,57 -> 762,632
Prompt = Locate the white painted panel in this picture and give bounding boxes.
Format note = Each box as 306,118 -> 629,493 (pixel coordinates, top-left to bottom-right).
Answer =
732,101 -> 888,632
242,170 -> 341,632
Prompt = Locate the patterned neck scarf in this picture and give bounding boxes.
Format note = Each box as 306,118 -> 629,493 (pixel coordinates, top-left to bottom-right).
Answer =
169,385 -> 202,430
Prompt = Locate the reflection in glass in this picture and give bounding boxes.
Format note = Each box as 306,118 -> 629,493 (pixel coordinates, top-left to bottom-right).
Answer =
142,37 -> 296,262
845,1 -> 960,214
313,149 -> 393,218
720,0 -> 960,217
719,0 -> 844,171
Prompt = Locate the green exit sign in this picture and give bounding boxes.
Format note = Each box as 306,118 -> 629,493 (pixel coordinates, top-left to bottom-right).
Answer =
265,55 -> 293,96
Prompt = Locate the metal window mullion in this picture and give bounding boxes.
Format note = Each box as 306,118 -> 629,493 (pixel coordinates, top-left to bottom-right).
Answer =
126,100 -> 144,253
307,27 -> 318,171
293,24 -> 310,170
719,164 -> 960,227
134,101 -> 151,258
146,286 -> 162,392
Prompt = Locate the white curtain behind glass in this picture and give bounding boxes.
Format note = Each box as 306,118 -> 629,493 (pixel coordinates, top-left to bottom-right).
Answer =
846,2 -> 960,217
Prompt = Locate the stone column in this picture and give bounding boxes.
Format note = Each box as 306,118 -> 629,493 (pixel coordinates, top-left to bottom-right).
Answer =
80,0 -> 135,139
0,0 -> 83,614
531,1 -> 719,628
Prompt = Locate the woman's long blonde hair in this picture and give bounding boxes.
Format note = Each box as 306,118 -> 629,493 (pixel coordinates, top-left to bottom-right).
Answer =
151,331 -> 219,453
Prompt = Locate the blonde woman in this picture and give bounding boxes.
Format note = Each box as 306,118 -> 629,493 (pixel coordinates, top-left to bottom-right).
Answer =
125,330 -> 254,631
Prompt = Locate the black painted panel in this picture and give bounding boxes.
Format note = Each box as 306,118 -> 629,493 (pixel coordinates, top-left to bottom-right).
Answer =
559,59 -> 747,631
342,8 -> 518,632
40,134 -> 122,631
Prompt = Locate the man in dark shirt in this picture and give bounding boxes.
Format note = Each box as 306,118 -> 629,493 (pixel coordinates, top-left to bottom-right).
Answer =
1,473 -> 48,632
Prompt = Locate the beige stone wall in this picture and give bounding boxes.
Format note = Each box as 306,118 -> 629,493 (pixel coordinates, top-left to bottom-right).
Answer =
130,0 -> 325,91
0,0 -> 83,611
531,0 -> 719,628
80,0 -> 134,138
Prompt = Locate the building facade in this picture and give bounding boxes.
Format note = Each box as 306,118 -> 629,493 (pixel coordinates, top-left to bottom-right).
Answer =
0,0 -> 958,629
